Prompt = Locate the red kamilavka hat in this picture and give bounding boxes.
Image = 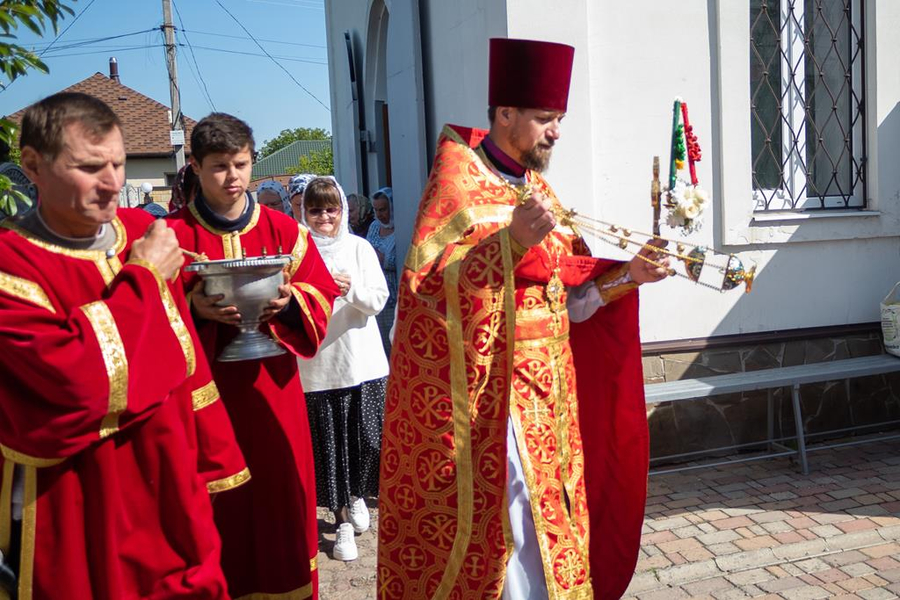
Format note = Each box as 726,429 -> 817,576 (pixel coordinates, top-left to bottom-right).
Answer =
489,38 -> 575,112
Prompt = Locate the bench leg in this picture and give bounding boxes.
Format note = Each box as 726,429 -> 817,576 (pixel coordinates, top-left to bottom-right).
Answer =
791,383 -> 809,475
767,388 -> 775,452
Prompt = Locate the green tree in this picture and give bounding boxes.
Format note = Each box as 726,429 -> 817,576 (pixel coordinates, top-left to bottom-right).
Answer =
287,145 -> 333,176
0,0 -> 75,216
258,127 -> 330,159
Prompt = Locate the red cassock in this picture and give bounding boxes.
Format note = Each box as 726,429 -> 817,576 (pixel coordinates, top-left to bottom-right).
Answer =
169,202 -> 338,600
0,208 -> 247,600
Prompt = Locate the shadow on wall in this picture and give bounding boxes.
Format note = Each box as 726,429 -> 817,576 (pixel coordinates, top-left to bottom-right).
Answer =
645,98 -> 900,467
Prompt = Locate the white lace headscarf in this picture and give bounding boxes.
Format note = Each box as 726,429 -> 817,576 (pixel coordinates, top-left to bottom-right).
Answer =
299,176 -> 349,260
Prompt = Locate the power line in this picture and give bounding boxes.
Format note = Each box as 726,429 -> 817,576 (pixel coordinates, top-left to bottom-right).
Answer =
212,0 -> 330,112
36,44 -> 166,59
35,0 -> 100,58
0,0 -> 100,95
245,0 -> 324,10
184,44 -> 327,65
181,28 -> 325,50
27,29 -> 157,51
171,0 -> 217,112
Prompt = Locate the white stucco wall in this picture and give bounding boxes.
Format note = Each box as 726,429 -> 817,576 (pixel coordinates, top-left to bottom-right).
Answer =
324,0 -> 900,343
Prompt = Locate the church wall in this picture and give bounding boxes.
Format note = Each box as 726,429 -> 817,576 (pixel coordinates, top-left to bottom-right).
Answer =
324,0 -> 900,344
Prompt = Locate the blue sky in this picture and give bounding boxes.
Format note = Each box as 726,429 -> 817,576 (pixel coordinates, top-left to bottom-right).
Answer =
0,0 -> 332,147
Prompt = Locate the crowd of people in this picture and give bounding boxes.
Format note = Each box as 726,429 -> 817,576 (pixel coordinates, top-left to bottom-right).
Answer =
0,37 -> 671,600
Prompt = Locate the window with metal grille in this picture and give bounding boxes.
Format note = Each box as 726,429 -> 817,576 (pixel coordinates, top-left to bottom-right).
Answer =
750,0 -> 866,211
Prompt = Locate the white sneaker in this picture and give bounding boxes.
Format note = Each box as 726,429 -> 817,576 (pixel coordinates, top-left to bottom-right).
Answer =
349,497 -> 370,533
333,523 -> 358,561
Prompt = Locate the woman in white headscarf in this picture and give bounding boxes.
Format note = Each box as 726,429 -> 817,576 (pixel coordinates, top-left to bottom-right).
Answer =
366,187 -> 396,357
295,176 -> 389,563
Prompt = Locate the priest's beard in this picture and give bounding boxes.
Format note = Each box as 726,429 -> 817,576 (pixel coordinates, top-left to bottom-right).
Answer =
522,143 -> 553,172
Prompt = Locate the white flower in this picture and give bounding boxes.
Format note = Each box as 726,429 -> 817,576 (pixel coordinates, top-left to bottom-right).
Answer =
693,187 -> 710,205
683,203 -> 700,219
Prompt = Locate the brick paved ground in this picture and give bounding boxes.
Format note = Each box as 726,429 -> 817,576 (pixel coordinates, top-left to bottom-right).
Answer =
315,439 -> 900,599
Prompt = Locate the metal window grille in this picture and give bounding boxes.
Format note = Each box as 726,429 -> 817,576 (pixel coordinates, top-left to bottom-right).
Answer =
750,0 -> 866,211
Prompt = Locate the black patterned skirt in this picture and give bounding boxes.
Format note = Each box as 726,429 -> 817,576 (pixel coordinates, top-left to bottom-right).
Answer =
304,377 -> 386,512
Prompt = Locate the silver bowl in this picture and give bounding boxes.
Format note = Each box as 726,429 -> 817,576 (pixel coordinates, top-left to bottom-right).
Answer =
186,255 -> 292,362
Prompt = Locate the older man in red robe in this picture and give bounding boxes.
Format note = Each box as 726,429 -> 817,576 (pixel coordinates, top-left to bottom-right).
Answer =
378,39 -> 666,599
0,92 -> 246,599
169,112 -> 338,600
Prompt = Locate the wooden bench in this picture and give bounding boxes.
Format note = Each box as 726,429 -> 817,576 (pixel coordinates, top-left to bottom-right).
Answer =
644,354 -> 900,475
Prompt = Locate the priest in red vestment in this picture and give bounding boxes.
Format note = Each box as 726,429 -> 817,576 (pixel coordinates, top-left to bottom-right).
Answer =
0,92 -> 247,600
169,113 -> 339,600
377,39 -> 668,599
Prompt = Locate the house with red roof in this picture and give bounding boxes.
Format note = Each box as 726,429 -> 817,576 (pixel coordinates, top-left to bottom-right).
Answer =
5,61 -> 197,199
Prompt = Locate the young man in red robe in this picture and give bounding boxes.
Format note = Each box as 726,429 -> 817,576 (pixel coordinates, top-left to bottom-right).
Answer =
378,39 -> 668,599
168,113 -> 339,600
0,92 -> 247,599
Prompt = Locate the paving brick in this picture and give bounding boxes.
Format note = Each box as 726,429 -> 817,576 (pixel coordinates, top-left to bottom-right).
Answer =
637,555 -> 673,571
656,559 -> 722,586
642,530 -> 679,545
772,538 -> 828,561
734,535 -> 779,551
842,562 -> 878,577
649,516 -> 693,531
716,548 -> 777,572
813,566 -> 852,584
823,550 -> 871,567
624,570 -> 663,595
726,568 -> 775,586
672,525 -> 704,538
637,588 -> 690,600
682,576 -> 734,596
828,530 -> 886,551
758,576 -> 806,592
867,556 -> 900,571
680,547 -> 715,562
715,516 -> 755,530
877,526 -> 900,542
837,576 -> 876,592
707,542 -> 742,556
810,524 -> 844,538
658,538 -> 702,554
780,586 -> 832,600
856,588 -> 897,600
794,557 -> 832,573
860,543 -> 900,559
836,518 -> 879,533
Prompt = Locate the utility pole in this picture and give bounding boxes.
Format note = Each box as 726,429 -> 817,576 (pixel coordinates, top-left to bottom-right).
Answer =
162,0 -> 185,171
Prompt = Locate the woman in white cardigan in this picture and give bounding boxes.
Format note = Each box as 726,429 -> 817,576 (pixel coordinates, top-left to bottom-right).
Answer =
296,177 -> 389,562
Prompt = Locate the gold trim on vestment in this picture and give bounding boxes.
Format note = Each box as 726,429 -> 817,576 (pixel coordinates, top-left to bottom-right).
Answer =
207,467 -> 251,494
0,271 -> 55,313
0,461 -> 12,555
431,246 -> 474,599
0,446 -> 64,468
188,201 -> 261,260
1,218 -> 127,286
234,583 -> 313,600
287,287 -> 318,347
191,380 -> 220,411
405,204 -> 515,273
81,301 -> 129,438
499,228 -> 517,563
295,282 -> 332,322
310,557 -> 317,571
126,259 -> 196,377
288,224 -> 309,278
18,465 -> 36,600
